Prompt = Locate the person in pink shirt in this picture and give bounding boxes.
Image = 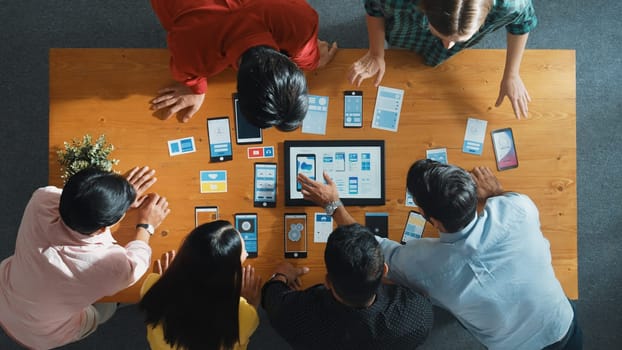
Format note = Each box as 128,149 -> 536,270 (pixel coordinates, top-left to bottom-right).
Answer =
0,166 -> 170,349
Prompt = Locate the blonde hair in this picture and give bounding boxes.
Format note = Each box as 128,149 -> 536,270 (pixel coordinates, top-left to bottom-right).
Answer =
421,0 -> 494,37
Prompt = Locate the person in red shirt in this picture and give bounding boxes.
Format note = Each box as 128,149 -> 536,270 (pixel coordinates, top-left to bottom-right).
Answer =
149,0 -> 338,131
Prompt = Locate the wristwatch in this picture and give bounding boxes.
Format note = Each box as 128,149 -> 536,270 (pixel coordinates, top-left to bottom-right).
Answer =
324,200 -> 343,216
269,272 -> 289,285
136,223 -> 155,235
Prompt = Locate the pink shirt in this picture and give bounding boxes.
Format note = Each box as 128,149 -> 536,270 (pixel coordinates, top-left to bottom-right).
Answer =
0,187 -> 151,349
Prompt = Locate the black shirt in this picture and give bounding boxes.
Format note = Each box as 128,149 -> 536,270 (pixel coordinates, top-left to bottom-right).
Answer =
261,281 -> 433,350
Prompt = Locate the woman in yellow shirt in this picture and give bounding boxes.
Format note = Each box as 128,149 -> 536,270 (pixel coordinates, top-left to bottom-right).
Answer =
139,220 -> 262,350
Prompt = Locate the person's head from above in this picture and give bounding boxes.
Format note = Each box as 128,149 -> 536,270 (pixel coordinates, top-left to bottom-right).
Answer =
324,224 -> 387,308
420,0 -> 494,49
140,220 -> 246,350
406,159 -> 478,233
237,45 -> 308,132
59,168 -> 136,235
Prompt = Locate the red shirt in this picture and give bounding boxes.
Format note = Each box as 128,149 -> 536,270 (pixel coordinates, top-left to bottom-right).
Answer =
151,0 -> 320,94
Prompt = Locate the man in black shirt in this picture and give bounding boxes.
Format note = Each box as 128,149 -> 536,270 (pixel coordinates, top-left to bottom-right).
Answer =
262,224 -> 433,349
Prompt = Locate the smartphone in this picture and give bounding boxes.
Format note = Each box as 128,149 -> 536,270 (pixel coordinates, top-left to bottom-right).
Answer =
401,211 -> 426,244
195,206 -> 219,227
207,117 -> 233,162
296,154 -> 316,191
343,90 -> 363,128
233,93 -> 263,144
254,163 -> 277,207
365,212 -> 388,238
235,213 -> 258,258
284,213 -> 307,258
491,128 -> 519,171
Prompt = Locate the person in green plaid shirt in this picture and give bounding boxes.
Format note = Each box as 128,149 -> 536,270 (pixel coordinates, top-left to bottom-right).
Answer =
348,0 -> 537,119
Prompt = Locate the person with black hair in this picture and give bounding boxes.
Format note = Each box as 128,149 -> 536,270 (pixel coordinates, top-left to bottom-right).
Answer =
298,162 -> 582,350
149,0 -> 338,130
262,223 -> 433,349
0,166 -> 170,349
139,220 -> 262,350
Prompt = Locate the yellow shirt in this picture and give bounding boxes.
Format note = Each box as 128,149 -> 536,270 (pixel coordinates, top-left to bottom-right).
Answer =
139,273 -> 259,350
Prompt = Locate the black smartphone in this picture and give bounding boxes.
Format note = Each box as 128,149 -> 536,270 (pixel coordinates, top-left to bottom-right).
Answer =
491,128 -> 519,171
254,162 -> 277,208
343,90 -> 363,128
233,93 -> 263,144
194,206 -> 219,227
296,154 -> 316,191
235,213 -> 258,258
365,212 -> 388,238
284,213 -> 307,258
401,211 -> 426,244
206,117 -> 233,162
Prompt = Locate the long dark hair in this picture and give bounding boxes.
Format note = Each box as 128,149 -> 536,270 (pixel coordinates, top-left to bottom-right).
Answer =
139,220 -> 243,350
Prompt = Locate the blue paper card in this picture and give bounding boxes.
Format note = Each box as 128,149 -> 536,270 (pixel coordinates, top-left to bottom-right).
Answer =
168,137 -> 196,156
462,118 -> 488,155
426,148 -> 448,164
199,170 -> 227,193
302,95 -> 329,135
372,86 -> 404,132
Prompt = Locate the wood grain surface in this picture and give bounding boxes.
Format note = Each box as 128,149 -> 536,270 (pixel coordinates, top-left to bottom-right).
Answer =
49,48 -> 577,301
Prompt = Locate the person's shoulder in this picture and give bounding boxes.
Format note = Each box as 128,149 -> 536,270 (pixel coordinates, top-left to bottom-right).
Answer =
30,186 -> 62,204
495,0 -> 533,13
140,273 -> 161,297
238,297 -> 259,340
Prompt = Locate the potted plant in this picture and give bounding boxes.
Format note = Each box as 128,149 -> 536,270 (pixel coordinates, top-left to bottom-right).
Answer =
57,134 -> 119,183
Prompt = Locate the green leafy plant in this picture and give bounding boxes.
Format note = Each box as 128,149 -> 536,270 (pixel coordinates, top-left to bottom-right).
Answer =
57,134 -> 119,183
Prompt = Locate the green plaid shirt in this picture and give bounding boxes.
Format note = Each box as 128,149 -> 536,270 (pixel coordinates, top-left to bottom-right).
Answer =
365,0 -> 537,66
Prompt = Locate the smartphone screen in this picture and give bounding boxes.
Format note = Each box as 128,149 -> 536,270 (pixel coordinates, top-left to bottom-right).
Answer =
401,211 -> 426,244
334,152 -> 346,172
195,206 -> 219,227
284,213 -> 307,258
235,213 -> 258,258
233,94 -> 263,144
207,117 -> 233,162
254,163 -> 277,207
344,90 -> 363,127
491,128 -> 518,171
296,154 -> 316,191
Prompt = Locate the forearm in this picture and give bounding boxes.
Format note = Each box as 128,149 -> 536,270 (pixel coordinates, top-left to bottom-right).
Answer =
134,227 -> 151,244
366,15 -> 386,57
332,206 -> 356,226
503,33 -> 529,77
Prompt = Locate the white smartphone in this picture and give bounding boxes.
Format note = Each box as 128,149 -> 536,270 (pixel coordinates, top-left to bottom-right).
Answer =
207,117 -> 233,162
254,163 -> 277,207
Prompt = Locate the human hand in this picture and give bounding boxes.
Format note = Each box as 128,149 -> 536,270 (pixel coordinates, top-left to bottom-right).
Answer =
153,250 -> 176,275
136,193 -> 171,229
317,40 -> 338,68
298,171 -> 340,208
347,51 -> 386,87
471,166 -> 504,202
241,265 -> 262,307
495,74 -> 531,119
150,83 -> 205,123
272,262 -> 310,290
125,166 -> 157,208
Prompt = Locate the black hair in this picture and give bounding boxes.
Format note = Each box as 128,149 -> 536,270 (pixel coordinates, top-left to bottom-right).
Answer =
324,224 -> 384,307
139,220 -> 243,350
59,168 -> 135,235
237,45 -> 308,132
406,159 -> 477,232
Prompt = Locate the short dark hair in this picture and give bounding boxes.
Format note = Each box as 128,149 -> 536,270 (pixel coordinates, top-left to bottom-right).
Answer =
140,220 -> 243,350
324,224 -> 384,307
237,46 -> 308,131
59,168 -> 135,235
406,159 -> 477,232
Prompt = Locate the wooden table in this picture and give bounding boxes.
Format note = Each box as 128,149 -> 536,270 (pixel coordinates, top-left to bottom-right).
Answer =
49,48 -> 577,302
